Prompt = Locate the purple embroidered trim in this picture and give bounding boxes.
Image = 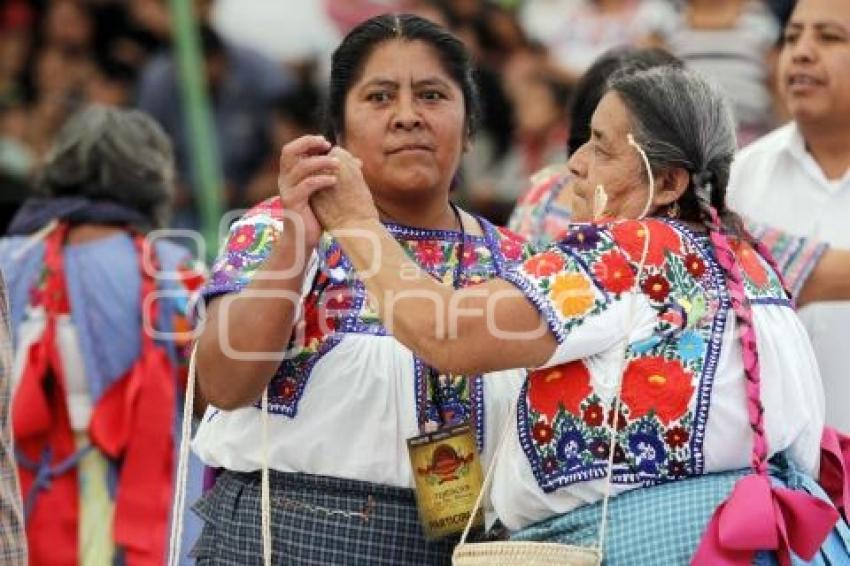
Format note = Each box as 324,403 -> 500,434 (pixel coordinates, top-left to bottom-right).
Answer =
500,269 -> 570,344
749,297 -> 794,307
675,221 -> 730,476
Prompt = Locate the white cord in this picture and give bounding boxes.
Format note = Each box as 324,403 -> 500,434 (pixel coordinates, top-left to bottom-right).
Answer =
598,135 -> 656,551
627,134 -> 656,220
167,345 -> 198,565
261,387 -> 272,566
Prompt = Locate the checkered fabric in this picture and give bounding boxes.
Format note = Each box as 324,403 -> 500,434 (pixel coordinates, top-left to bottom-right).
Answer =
190,470 -> 457,565
0,273 -> 26,565
512,462 -> 850,565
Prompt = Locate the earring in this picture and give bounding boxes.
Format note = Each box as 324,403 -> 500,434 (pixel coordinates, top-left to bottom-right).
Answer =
666,201 -> 681,219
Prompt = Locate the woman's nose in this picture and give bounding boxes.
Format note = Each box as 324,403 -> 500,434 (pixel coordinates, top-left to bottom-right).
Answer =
568,143 -> 590,178
392,96 -> 422,130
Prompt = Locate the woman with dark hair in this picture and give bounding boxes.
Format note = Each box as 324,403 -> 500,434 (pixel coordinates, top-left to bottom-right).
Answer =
0,105 -> 205,564
191,14 -> 529,564
306,65 -> 850,563
509,46 -> 850,306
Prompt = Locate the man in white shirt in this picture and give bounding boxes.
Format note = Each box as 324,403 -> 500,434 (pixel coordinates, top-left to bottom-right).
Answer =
727,0 -> 850,431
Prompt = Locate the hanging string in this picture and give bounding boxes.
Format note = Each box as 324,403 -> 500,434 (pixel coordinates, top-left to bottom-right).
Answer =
598,134 -> 655,552
167,346 -> 198,565
261,387 -> 272,565
627,134 -> 656,219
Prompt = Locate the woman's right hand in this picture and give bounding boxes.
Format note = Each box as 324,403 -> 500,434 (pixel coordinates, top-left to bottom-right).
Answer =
277,135 -> 339,249
310,146 -> 379,231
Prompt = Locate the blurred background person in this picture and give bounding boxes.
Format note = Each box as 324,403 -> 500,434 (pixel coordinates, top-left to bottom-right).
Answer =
243,74 -> 323,206
728,0 -> 850,432
0,106 -> 205,565
137,21 -> 295,229
465,43 -> 571,223
640,0 -> 783,146
519,0 -> 656,83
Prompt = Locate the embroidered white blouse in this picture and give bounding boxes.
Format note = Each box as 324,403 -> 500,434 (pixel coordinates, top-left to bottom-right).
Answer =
192,198 -> 529,488
489,219 -> 824,530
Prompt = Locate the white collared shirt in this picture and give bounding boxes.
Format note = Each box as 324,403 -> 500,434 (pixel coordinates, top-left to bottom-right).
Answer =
728,122 -> 850,432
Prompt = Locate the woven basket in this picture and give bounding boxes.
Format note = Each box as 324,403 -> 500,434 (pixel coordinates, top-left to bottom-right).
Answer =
453,541 -> 601,565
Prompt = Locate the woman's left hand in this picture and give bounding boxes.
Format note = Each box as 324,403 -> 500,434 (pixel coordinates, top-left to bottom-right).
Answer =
310,147 -> 379,231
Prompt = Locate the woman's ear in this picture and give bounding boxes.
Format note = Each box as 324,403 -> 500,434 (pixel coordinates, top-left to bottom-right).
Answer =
462,129 -> 473,153
654,167 -> 690,207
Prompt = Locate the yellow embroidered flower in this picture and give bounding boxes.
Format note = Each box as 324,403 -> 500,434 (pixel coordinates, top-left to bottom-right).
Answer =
549,273 -> 595,317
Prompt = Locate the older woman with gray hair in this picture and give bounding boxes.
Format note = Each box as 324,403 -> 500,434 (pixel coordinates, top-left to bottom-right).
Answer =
301,66 -> 850,563
0,105 -> 206,565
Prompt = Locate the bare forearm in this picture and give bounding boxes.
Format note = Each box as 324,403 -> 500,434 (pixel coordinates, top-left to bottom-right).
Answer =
197,237 -> 310,409
330,220 -> 554,373
798,249 -> 850,307
330,220 -> 453,362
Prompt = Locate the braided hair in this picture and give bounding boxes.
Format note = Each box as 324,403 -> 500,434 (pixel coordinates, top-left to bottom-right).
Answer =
609,67 -> 786,475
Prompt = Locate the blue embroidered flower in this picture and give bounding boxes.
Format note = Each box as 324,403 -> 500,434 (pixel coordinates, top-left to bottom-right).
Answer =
628,428 -> 667,475
563,224 -> 600,250
556,426 -> 587,471
631,335 -> 662,354
677,331 -> 705,362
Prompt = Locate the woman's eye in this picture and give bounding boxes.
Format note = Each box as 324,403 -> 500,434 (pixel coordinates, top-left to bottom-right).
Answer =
367,92 -> 391,103
819,32 -> 845,43
420,90 -> 446,101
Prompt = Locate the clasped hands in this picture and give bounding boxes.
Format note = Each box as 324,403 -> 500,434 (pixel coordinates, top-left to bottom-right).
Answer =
277,135 -> 378,248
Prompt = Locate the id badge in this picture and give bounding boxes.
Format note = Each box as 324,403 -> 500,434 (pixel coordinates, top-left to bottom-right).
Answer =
407,422 -> 484,540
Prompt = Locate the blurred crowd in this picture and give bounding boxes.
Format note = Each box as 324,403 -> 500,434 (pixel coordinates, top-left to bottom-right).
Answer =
0,0 -> 801,229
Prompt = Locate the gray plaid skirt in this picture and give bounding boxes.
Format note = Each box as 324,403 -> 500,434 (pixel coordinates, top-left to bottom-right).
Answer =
189,470 -> 458,565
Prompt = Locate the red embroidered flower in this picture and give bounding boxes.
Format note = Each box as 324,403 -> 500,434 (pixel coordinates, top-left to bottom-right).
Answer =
665,426 -> 690,448
642,274 -> 671,302
684,253 -> 706,278
523,252 -> 565,278
731,240 -> 769,288
668,460 -> 687,477
593,251 -> 635,294
542,457 -> 559,474
279,378 -> 298,402
229,225 -> 256,253
612,220 -> 682,267
415,241 -> 444,269
498,231 -> 525,261
302,295 -> 335,346
327,248 -> 343,269
583,403 -> 605,427
528,361 -> 592,420
532,422 -> 554,445
460,246 -> 479,268
607,408 -> 628,431
622,357 -> 694,425
324,286 -> 354,313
